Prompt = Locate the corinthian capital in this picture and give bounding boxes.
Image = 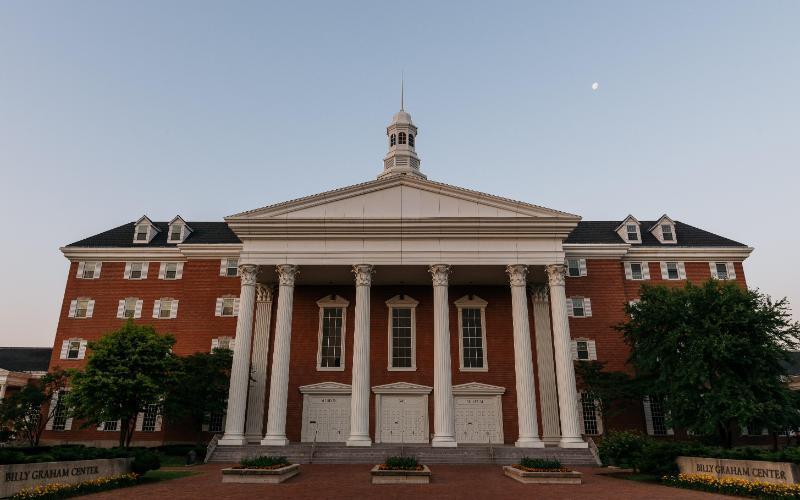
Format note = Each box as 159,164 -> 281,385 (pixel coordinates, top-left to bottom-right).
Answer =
239,264 -> 258,286
545,264 -> 567,287
276,264 -> 299,287
531,284 -> 549,302
256,284 -> 274,302
352,264 -> 374,287
428,264 -> 451,287
505,264 -> 528,287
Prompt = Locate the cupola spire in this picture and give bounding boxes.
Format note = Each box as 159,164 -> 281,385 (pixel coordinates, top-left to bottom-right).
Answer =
378,79 -> 425,179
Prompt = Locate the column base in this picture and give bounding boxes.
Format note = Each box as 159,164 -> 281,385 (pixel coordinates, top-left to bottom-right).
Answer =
431,436 -> 458,448
218,434 -> 248,446
559,436 -> 589,448
346,436 -> 372,447
245,434 -> 263,444
261,435 -> 290,446
515,437 -> 546,448
542,436 -> 561,446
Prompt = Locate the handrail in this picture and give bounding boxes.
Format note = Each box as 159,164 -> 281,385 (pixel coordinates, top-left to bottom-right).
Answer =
204,433 -> 221,464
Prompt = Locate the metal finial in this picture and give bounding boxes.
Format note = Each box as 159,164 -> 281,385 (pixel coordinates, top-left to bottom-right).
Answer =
400,71 -> 404,111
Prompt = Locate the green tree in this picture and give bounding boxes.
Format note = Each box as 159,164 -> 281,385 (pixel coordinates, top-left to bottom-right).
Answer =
0,370 -> 69,446
162,347 -> 233,441
68,320 -> 176,447
620,280 -> 800,448
575,360 -> 641,424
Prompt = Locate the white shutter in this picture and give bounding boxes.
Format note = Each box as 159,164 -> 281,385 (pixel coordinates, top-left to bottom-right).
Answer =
678,262 -> 687,280
97,422 -> 104,431
233,298 -> 240,317
64,416 -> 73,431
135,412 -> 144,432
566,298 -> 574,317
584,298 -> 592,317
45,393 -> 59,430
642,262 -> 650,280
596,401 -> 604,434
94,262 -> 102,279
229,338 -> 236,352
154,413 -> 163,432
588,340 -> 597,360
660,262 -> 668,280
570,340 -> 578,360
643,396 -> 654,435
153,300 -> 161,319
727,262 -> 737,280
624,262 -> 633,280
68,300 -> 77,318
141,262 -> 149,279
158,262 -> 166,279
124,262 -> 131,279
116,300 -> 126,319
211,338 -> 219,352
86,300 -> 95,318
76,262 -> 85,279
134,300 -> 143,319
709,262 -> 718,279
579,259 -> 588,277
78,340 -> 87,359
175,262 -> 184,279
220,259 -> 227,276
59,340 -> 70,359
215,298 -> 223,317
170,300 -> 179,319
577,393 -> 586,434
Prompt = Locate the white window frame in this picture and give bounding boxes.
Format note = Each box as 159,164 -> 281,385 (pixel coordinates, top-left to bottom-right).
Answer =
565,258 -> 587,277
133,224 -> 151,243
624,261 -> 650,280
211,336 -> 235,352
386,295 -> 419,371
76,261 -> 101,280
661,224 -> 674,242
124,261 -> 148,280
69,298 -> 95,319
571,338 -> 597,361
220,258 -> 239,277
315,295 -> 349,371
626,224 -> 639,242
643,395 -> 674,436
168,223 -> 185,243
579,392 -> 603,436
710,262 -> 736,281
566,297 -> 592,318
153,298 -> 178,319
215,296 -> 240,317
118,297 -> 142,319
67,339 -> 81,359
661,261 -> 685,280
160,262 -> 183,280
454,295 -> 489,372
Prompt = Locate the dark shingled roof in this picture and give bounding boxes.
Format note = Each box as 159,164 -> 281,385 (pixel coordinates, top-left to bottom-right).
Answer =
0,348 -> 52,372
67,222 -> 241,248
565,221 -> 747,247
65,220 -> 745,248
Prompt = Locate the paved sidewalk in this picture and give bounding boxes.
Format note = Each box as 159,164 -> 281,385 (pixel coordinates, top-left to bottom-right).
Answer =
85,464 -> 729,499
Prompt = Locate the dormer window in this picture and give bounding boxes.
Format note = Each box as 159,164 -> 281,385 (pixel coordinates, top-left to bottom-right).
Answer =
390,134 -> 396,147
135,226 -> 148,241
169,225 -> 182,242
167,216 -> 191,244
661,225 -> 674,241
132,216 -> 159,244
649,215 -> 677,244
626,225 -> 639,241
615,216 -> 642,244
398,132 -> 407,145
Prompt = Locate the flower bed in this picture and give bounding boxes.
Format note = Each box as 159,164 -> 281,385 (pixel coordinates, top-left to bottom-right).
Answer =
371,456 -> 430,484
222,456 -> 299,484
11,473 -> 139,499
663,473 -> 800,498
504,457 -> 582,485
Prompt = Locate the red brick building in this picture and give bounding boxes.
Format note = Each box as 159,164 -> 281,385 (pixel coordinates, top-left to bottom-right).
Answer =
44,106 -> 753,450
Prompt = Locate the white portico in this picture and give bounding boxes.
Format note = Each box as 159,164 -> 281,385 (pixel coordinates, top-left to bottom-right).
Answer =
218,106 -> 588,449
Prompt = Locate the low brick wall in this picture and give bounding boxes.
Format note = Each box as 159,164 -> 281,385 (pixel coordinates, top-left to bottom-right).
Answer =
0,457 -> 132,498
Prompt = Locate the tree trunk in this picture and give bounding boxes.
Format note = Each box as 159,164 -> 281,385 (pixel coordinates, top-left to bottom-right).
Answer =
125,417 -> 136,448
119,425 -> 126,448
771,432 -> 779,451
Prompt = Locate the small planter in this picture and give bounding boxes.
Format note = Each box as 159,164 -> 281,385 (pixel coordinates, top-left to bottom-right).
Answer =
221,464 -> 300,484
370,465 -> 431,484
503,465 -> 582,484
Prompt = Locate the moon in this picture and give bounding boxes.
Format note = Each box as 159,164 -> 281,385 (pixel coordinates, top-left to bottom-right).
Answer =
591,82 -> 599,91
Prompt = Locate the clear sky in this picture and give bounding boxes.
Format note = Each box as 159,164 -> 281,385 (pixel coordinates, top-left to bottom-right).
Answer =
1,1 -> 798,347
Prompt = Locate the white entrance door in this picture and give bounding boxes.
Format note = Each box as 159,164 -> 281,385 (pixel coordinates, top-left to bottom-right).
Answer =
379,395 -> 427,443
455,396 -> 503,444
301,395 -> 351,443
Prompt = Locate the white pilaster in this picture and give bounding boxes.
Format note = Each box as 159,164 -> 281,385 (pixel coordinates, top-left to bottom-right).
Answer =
245,285 -> 274,442
219,264 -> 258,446
347,264 -> 374,447
429,264 -> 457,447
261,264 -> 299,446
507,264 -> 545,448
532,286 -> 561,445
546,264 -> 588,448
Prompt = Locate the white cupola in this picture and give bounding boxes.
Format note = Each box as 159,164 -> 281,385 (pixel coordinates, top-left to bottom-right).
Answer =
378,82 -> 425,179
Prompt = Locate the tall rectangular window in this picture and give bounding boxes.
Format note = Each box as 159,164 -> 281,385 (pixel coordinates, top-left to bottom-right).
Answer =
123,298 -> 137,318
82,262 -> 97,279
567,258 -> 581,277
142,404 -> 159,432
576,340 -> 590,360
581,393 -> 600,435
630,262 -> 643,280
461,308 -> 484,369
52,392 -> 68,431
208,413 -> 224,433
319,308 -> 344,368
226,258 -> 238,277
572,297 -> 586,317
716,263 -> 729,280
391,308 -> 413,368
75,299 -> 90,318
649,395 -> 668,436
666,262 -> 679,280
626,224 -> 638,241
159,299 -> 173,318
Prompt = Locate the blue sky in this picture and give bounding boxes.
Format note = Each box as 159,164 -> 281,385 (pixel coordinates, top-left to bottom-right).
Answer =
1,1 -> 798,346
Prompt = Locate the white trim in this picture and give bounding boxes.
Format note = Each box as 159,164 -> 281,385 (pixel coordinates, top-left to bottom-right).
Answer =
386,295 -> 419,371
454,295 -> 489,372
568,296 -> 591,318
627,246 -> 753,260
615,215 -> 642,244
625,261 -> 649,280
315,295 -> 349,371
565,257 -> 587,277
299,382 -> 352,395
571,338 -> 597,361
661,261 -> 684,280
451,382 -> 505,395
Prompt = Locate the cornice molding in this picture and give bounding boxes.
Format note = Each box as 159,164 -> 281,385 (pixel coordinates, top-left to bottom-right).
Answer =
624,246 -> 754,261
61,243 -> 242,262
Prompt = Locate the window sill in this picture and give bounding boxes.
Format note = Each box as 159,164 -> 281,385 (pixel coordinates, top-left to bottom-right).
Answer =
387,366 -> 417,372
316,366 -> 346,372
459,367 -> 489,372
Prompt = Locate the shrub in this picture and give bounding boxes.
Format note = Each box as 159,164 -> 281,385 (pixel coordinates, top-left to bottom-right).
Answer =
598,430 -> 647,468
130,450 -> 161,475
518,457 -> 563,470
240,455 -> 289,468
0,450 -> 29,465
384,456 -> 419,470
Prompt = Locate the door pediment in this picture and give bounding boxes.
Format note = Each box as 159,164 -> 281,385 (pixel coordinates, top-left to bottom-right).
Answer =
452,382 -> 506,395
372,382 -> 433,394
299,382 -> 352,394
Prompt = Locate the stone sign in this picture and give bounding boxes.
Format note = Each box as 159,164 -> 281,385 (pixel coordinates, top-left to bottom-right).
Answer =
677,456 -> 799,485
0,457 -> 132,498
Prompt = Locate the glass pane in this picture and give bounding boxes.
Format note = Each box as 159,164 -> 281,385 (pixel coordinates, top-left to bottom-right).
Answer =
391,308 -> 413,368
320,308 -> 343,367
461,308 -> 484,368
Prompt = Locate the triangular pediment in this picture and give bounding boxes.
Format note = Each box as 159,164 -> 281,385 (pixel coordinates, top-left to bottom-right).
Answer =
452,382 -> 506,395
299,382 -> 352,394
372,381 -> 433,394
228,177 -> 578,220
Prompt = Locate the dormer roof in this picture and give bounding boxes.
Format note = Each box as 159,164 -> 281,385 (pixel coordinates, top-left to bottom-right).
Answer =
168,215 -> 193,243
614,215 -> 640,233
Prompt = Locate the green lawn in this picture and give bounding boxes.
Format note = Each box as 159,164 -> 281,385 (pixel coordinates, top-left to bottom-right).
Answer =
140,469 -> 198,484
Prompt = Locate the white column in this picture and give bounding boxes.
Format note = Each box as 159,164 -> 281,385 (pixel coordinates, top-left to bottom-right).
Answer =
347,264 -> 374,447
532,286 -> 561,445
0,384 -> 6,401
430,264 -> 457,447
219,264 -> 258,446
261,264 -> 299,446
507,264 -> 545,448
245,285 -> 274,442
547,264 -> 588,448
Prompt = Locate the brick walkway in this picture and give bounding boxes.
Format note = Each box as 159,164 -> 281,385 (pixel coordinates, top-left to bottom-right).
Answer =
85,464 -> 728,499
